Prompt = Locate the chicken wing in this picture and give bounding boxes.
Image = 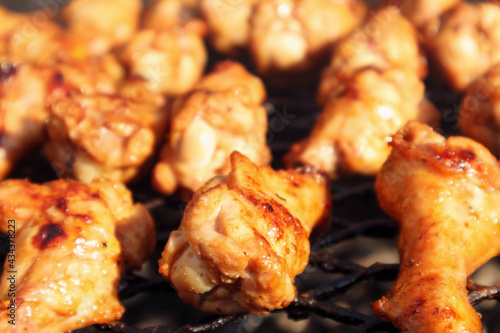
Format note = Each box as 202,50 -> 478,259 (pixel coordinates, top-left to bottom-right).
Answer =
44,85 -> 167,184
249,0 -> 367,79
459,64 -> 500,158
152,61 -> 271,199
284,7 -> 439,178
287,68 -> 435,178
0,64 -> 52,180
317,6 -> 427,106
0,178 -> 155,333
142,0 -> 201,31
159,152 -> 330,314
421,1 -> 500,91
119,25 -> 207,96
372,121 -> 500,333
200,0 -> 257,55
60,0 -> 142,56
0,54 -> 125,181
0,6 -> 87,66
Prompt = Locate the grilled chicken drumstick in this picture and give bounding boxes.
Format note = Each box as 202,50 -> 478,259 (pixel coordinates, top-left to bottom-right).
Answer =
0,54 -> 123,181
0,179 -> 155,333
372,121 -> 500,333
44,83 -> 167,184
119,24 -> 207,96
159,152 -> 330,314
421,1 -> 500,91
152,61 -> 271,199
249,0 -> 367,79
60,0 -> 142,56
285,7 -> 439,178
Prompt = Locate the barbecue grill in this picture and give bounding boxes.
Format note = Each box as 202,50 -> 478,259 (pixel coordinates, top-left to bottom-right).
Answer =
2,0 -> 500,332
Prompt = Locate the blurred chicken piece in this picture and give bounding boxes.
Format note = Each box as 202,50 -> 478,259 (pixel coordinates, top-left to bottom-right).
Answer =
0,55 -> 124,181
51,54 -> 125,97
45,84 -> 167,184
0,6 -> 87,65
159,152 -> 330,314
0,64 -> 52,180
201,0 -> 257,55
249,0 -> 366,79
0,178 -> 155,333
387,0 -> 459,28
372,121 -> 500,332
152,61 -> 271,199
459,64 -> 500,157
422,1 -> 500,91
120,25 -> 207,96
61,0 -> 142,56
286,68 -> 437,178
142,0 -> 201,31
317,6 -> 426,106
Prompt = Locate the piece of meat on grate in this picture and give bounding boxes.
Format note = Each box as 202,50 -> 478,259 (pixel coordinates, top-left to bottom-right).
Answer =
0,178 -> 155,333
373,121 -> 500,333
159,152 -> 330,314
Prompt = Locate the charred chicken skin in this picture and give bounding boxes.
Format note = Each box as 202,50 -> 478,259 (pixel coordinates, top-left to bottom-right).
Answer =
159,152 -> 330,314
460,63 -> 500,158
372,121 -> 500,333
152,61 -> 271,198
285,7 -> 439,179
0,178 -> 155,333
422,1 -> 500,91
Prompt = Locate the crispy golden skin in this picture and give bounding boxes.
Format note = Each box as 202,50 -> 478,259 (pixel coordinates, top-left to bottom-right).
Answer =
387,0 -> 459,28
0,179 -> 155,333
159,152 -> 330,314
44,85 -> 167,184
285,67 -> 438,178
460,64 -> 500,157
0,55 -> 124,181
249,0 -> 366,78
317,6 -> 427,106
60,0 -> 142,56
422,1 -> 500,91
372,121 -> 500,333
119,25 -> 207,96
152,61 -> 271,198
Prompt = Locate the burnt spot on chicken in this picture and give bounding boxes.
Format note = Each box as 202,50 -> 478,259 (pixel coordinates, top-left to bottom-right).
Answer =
33,223 -> 66,250
0,62 -> 17,82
